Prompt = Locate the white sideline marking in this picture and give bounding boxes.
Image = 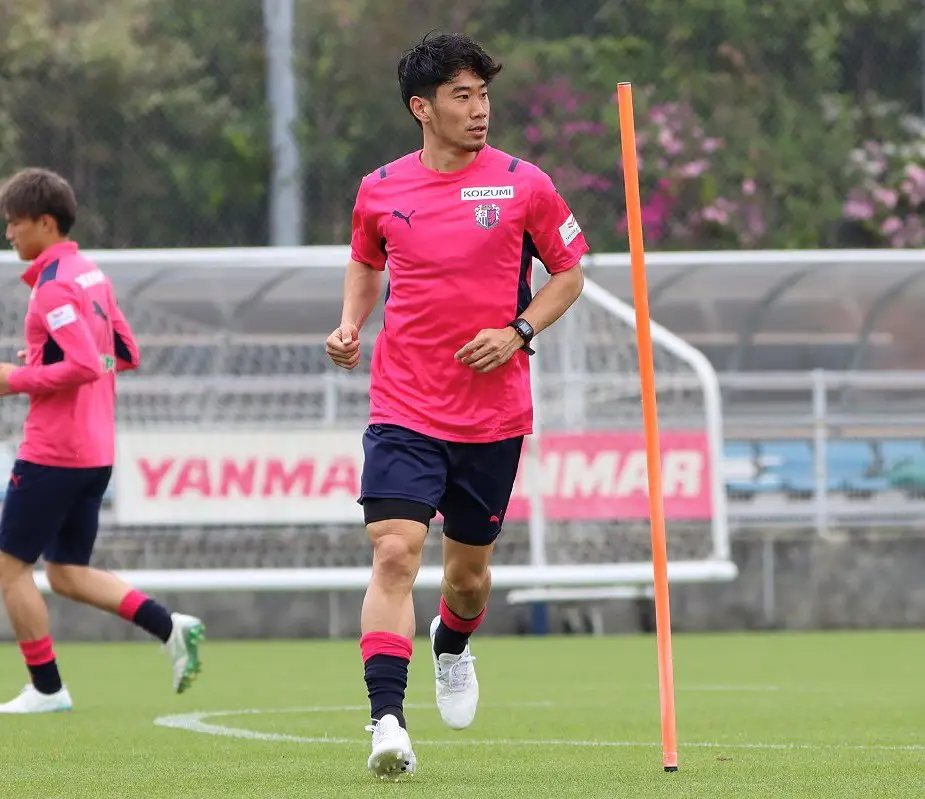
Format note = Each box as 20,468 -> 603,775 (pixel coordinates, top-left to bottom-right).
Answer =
679,684 -> 780,693
154,702 -> 551,745
566,683 -> 783,695
153,703 -> 925,752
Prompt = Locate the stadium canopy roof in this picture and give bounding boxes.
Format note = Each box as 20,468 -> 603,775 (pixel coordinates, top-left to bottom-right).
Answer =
1,247 -> 922,372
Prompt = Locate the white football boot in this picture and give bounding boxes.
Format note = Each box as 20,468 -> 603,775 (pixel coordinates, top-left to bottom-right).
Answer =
164,612 -> 205,693
365,714 -> 416,780
0,683 -> 72,714
429,615 -> 480,729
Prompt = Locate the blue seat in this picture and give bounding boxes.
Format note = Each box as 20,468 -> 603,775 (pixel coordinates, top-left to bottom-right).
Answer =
724,440 -> 785,495
759,440 -> 814,495
881,440 -> 925,492
724,442 -> 757,494
826,440 -> 889,495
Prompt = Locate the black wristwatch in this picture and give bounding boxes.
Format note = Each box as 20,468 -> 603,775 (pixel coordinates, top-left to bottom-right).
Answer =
508,318 -> 536,355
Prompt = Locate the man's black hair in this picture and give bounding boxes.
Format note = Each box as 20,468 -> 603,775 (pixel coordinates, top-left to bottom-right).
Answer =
0,168 -> 77,235
398,32 -> 503,124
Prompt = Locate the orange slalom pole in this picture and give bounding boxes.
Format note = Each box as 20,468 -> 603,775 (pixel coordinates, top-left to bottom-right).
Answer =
616,81 -> 679,773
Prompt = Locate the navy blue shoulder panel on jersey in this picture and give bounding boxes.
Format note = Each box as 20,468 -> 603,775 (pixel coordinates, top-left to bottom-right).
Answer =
37,259 -> 60,288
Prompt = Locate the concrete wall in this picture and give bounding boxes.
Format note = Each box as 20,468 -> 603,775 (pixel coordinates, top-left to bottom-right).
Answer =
2,528 -> 924,642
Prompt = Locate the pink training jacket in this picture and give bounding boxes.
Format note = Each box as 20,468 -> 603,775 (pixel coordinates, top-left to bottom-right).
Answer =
7,241 -> 140,468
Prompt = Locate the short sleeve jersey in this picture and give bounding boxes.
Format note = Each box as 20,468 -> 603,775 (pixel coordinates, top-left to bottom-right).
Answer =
351,145 -> 589,443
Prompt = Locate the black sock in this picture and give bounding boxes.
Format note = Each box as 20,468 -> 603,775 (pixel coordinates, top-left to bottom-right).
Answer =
364,654 -> 408,729
133,599 -> 173,643
29,661 -> 63,695
433,621 -> 471,656
20,638 -> 63,695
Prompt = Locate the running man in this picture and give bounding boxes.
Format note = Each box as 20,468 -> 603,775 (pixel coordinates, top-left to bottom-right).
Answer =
326,32 -> 588,779
0,168 -> 205,713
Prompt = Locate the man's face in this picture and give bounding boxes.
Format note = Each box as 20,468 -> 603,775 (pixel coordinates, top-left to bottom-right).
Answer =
427,69 -> 490,153
5,216 -> 52,261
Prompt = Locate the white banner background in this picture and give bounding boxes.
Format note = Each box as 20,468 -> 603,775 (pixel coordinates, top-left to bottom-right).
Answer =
113,429 -> 712,526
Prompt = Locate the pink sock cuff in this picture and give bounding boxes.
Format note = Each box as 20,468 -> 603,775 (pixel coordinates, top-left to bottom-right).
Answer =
19,636 -> 55,666
117,589 -> 148,621
440,596 -> 486,634
359,632 -> 413,663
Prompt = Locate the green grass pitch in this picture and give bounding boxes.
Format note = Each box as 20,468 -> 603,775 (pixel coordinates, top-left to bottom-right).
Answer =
0,630 -> 922,798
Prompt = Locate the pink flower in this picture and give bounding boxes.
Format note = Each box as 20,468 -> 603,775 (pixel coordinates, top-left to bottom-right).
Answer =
746,206 -> 766,240
702,203 -> 730,225
619,186 -> 676,241
563,121 -> 604,136
881,217 -> 903,236
843,198 -> 875,220
742,179 -> 757,196
901,166 -> 925,205
903,215 -> 925,246
905,163 -> 925,186
657,128 -> 683,156
901,177 -> 925,206
872,187 -> 898,209
649,106 -> 668,126
679,159 -> 709,178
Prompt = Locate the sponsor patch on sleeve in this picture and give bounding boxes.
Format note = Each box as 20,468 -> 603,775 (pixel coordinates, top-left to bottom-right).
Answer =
46,304 -> 77,331
559,213 -> 581,246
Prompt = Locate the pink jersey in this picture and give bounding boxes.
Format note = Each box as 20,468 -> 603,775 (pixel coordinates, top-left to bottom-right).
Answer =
7,241 -> 140,467
351,145 -> 589,443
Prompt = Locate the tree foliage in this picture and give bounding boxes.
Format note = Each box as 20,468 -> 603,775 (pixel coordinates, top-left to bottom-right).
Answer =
0,0 -> 922,249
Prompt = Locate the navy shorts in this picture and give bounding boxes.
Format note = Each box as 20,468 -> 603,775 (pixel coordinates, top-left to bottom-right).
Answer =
0,460 -> 112,566
359,423 -> 524,546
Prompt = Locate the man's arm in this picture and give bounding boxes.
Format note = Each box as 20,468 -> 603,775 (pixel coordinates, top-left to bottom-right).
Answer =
327,258 -> 383,370
110,292 -> 141,372
327,175 -> 387,370
454,268 -> 584,373
517,264 -> 584,336
341,258 -> 384,331
3,284 -> 103,395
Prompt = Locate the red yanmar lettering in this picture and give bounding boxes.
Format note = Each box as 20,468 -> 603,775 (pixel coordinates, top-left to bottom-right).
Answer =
262,459 -> 315,496
317,457 -> 359,496
219,459 -> 257,496
137,458 -> 174,498
171,458 -> 212,497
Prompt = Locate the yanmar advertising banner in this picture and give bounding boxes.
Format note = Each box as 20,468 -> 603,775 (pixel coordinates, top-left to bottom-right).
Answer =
113,429 -> 713,526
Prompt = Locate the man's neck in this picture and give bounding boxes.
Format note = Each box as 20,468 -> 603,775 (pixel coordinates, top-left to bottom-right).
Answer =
36,236 -> 68,256
419,140 -> 480,173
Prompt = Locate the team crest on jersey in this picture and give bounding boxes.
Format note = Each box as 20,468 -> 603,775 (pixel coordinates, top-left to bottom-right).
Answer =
474,203 -> 501,230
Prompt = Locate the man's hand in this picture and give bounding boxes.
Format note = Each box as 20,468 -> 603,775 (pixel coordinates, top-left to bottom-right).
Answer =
0,363 -> 18,396
325,323 -> 361,370
455,327 -> 524,373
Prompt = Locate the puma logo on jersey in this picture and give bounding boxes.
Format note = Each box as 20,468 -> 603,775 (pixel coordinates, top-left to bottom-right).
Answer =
392,209 -> 415,228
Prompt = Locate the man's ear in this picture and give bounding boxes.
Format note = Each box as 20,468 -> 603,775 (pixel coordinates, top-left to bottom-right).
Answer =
410,96 -> 431,125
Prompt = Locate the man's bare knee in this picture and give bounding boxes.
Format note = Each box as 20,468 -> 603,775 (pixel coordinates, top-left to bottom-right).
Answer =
443,539 -> 492,602
444,566 -> 490,602
45,564 -> 84,599
0,551 -> 32,588
368,520 -> 427,590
